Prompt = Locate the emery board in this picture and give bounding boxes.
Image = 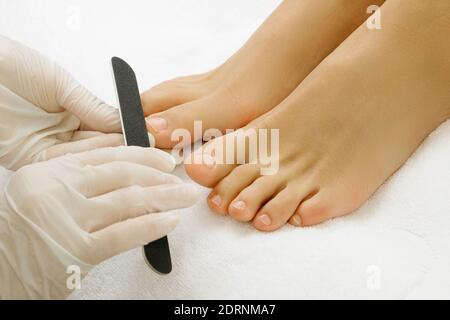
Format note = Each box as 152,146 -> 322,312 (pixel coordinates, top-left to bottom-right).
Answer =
111,56 -> 172,274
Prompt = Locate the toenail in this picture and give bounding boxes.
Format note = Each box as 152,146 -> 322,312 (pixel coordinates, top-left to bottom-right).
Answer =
257,214 -> 272,226
292,214 -> 302,226
146,116 -> 168,132
147,133 -> 155,147
231,200 -> 246,211
210,194 -> 222,207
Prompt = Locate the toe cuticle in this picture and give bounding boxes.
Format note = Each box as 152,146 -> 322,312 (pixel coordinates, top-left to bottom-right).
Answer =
210,194 -> 222,207
231,200 -> 246,211
292,214 -> 302,227
257,214 -> 272,226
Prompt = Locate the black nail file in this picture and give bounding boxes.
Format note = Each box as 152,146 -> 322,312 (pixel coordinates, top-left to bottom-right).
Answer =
111,56 -> 172,274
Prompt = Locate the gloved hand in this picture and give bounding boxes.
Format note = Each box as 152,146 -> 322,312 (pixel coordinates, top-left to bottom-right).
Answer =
0,35 -> 124,170
0,146 -> 200,299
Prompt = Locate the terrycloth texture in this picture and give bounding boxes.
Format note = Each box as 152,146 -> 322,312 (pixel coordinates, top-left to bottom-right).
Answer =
1,0 -> 449,299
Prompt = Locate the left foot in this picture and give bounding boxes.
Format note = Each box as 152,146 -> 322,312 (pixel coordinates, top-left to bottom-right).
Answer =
185,0 -> 450,231
141,0 -> 385,148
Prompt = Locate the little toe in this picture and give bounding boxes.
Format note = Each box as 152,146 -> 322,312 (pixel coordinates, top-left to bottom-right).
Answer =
288,190 -> 319,227
294,191 -> 332,227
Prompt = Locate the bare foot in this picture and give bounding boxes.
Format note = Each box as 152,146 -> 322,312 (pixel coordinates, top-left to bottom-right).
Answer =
185,0 -> 450,231
142,0 -> 384,148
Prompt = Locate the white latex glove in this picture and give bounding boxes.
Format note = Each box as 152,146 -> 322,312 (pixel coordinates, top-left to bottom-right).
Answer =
0,146 -> 200,299
0,35 -> 124,170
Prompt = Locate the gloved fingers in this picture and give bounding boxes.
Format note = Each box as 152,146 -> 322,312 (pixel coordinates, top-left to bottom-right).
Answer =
40,133 -> 124,161
70,130 -> 107,141
82,161 -> 182,197
59,78 -> 122,133
0,35 -> 122,132
74,145 -> 176,173
90,212 -> 180,263
84,183 -> 200,232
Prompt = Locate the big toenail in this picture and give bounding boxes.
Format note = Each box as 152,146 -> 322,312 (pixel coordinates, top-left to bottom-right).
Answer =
231,200 -> 246,210
258,214 -> 272,226
210,195 -> 222,207
292,214 -> 302,226
146,116 -> 167,132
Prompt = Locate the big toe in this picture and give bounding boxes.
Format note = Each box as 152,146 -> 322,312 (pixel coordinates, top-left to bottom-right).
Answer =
184,135 -> 237,187
145,88 -> 252,149
141,76 -> 206,116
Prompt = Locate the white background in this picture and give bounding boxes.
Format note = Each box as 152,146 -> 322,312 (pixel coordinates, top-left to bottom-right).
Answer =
0,0 -> 279,105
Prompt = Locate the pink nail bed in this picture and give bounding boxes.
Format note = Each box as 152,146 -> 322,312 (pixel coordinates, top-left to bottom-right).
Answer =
231,200 -> 246,210
210,195 -> 222,207
258,214 -> 272,226
146,116 -> 167,132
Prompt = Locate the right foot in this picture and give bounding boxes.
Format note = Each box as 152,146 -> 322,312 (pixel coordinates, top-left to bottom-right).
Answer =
141,0 -> 384,148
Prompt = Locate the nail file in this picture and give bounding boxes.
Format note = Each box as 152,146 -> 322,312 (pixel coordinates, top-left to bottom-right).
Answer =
111,56 -> 172,274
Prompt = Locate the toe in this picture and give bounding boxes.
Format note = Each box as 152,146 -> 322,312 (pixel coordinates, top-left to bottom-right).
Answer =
185,131 -> 243,187
145,97 -> 209,149
252,186 -> 306,232
207,164 -> 260,214
141,77 -> 205,116
185,141 -> 237,188
145,88 -> 249,149
294,192 -> 332,227
228,176 -> 283,222
294,184 -> 367,226
288,190 -> 319,227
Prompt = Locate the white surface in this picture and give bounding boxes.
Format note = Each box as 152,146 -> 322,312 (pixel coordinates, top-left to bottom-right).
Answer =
0,167 -> 12,191
1,0 -> 450,299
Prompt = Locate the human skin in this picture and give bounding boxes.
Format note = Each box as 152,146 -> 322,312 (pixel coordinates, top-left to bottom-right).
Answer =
141,0 -> 385,148
185,0 -> 450,231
